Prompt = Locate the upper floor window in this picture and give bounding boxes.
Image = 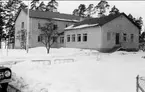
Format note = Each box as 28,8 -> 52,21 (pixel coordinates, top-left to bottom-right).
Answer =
72,34 -> 75,42
83,33 -> 87,42
123,33 -> 127,41
67,35 -> 70,42
107,32 -> 111,41
77,34 -> 81,42
21,22 -> 24,28
131,34 -> 134,42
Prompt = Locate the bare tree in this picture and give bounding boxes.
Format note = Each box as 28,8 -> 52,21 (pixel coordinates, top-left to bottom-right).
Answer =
39,21 -> 58,54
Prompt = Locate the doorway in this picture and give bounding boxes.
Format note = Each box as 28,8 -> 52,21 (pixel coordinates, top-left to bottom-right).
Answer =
116,33 -> 120,44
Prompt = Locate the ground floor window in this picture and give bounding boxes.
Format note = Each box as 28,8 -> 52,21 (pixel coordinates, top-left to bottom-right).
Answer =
72,34 -> 75,42
123,33 -> 127,41
83,33 -> 87,42
107,32 -> 111,41
77,34 -> 81,42
131,34 -> 134,42
67,35 -> 70,42
38,35 -> 43,42
60,36 -> 64,43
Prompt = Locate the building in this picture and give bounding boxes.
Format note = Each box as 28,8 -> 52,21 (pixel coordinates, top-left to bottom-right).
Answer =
14,9 -> 81,49
64,13 -> 140,52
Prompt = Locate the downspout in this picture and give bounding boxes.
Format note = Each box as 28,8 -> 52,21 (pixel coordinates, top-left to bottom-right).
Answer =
99,26 -> 102,50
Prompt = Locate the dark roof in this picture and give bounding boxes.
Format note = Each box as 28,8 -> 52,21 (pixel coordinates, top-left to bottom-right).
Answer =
69,13 -> 141,30
14,9 -> 81,22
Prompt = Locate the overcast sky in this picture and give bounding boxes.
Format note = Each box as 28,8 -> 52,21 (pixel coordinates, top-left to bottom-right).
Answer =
25,1 -> 145,31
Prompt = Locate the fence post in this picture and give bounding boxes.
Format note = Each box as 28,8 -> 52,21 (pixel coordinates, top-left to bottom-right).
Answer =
136,75 -> 139,92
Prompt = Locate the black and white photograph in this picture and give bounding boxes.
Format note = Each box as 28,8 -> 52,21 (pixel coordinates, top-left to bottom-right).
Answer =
0,0 -> 145,92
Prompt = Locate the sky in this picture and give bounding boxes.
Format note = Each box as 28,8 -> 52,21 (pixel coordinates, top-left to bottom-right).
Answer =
24,0 -> 145,31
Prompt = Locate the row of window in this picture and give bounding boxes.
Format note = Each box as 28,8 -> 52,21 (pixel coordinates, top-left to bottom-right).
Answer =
67,33 -> 87,42
107,32 -> 134,42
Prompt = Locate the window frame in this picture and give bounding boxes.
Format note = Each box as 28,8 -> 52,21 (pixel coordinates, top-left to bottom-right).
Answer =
77,34 -> 81,42
83,33 -> 87,42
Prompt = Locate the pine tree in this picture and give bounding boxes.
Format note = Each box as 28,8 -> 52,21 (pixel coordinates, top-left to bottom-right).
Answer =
46,0 -> 58,12
72,4 -> 86,17
0,1 -> 5,48
37,1 -> 46,11
30,0 -> 40,10
3,0 -> 27,48
109,5 -> 120,15
94,0 -> 110,17
85,4 -> 94,17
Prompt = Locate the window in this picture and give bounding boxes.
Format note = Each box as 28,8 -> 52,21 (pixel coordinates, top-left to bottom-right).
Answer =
123,33 -> 127,41
21,22 -> 24,28
77,34 -> 81,42
107,32 -> 111,40
83,33 -> 87,42
67,35 -> 70,42
53,37 -> 57,42
38,23 -> 41,29
60,37 -> 64,43
72,34 -> 75,42
131,34 -> 134,42
38,35 -> 43,42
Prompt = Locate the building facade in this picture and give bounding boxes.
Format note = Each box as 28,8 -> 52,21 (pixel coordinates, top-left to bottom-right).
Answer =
14,9 -> 80,49
64,13 -> 140,52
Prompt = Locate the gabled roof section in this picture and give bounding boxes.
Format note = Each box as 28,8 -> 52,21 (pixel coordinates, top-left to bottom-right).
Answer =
65,13 -> 141,30
14,9 -> 81,22
26,9 -> 80,22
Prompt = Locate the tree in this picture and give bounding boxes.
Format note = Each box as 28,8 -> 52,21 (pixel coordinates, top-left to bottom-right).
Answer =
37,1 -> 46,11
30,0 -> 40,10
46,0 -> 58,12
94,0 -> 110,17
3,0 -> 27,48
109,5 -> 120,15
85,4 -> 94,17
0,1 -> 5,48
73,9 -> 79,16
72,4 -> 86,17
39,21 -> 58,53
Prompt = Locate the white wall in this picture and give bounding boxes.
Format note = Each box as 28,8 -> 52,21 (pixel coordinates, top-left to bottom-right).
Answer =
64,26 -> 102,50
102,15 -> 139,50
30,18 -> 76,48
15,10 -> 27,49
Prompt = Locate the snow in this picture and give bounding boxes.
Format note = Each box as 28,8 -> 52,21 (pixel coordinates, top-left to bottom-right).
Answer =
0,47 -> 145,92
65,24 -> 99,30
52,18 -> 79,22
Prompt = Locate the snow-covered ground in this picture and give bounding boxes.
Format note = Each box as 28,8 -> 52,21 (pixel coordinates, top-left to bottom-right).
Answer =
0,47 -> 145,92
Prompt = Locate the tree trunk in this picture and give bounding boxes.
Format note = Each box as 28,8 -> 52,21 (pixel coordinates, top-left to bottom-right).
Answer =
47,47 -> 50,54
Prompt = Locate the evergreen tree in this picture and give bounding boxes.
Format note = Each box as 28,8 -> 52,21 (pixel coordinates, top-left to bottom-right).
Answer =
85,4 -> 94,17
3,0 -> 27,48
37,1 -> 46,11
72,4 -> 86,17
30,0 -> 40,10
46,0 -> 58,12
0,1 -> 5,48
73,9 -> 79,16
109,5 -> 120,15
94,0 -> 110,17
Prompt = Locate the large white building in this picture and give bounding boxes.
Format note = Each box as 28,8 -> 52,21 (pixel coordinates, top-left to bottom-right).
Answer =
14,9 -> 81,49
64,13 -> 140,52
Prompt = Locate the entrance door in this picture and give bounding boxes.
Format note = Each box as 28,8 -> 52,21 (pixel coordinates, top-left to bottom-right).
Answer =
116,33 -> 120,44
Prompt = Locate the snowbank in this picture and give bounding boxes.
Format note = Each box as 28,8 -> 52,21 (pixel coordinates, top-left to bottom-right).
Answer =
1,47 -> 145,92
